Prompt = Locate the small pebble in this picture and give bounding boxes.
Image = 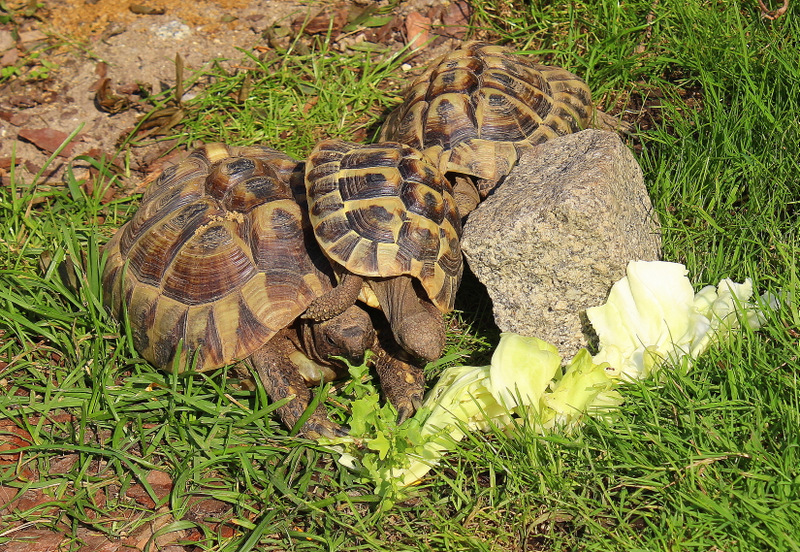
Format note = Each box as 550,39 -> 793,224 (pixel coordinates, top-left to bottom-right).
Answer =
151,20 -> 192,40
401,63 -> 412,71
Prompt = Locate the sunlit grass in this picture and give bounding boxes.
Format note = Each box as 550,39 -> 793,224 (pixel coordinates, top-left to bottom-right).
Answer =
2,0 -> 800,549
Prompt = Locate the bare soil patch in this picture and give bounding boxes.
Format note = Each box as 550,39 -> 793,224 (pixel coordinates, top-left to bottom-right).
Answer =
0,0 -> 466,192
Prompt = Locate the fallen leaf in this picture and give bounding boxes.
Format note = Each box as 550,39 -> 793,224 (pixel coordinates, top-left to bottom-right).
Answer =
0,425 -> 31,463
1,48 -> 19,67
48,454 -> 79,474
17,128 -> 82,157
186,497 -> 232,523
292,5 -> 349,35
9,112 -> 30,126
99,21 -> 126,42
17,488 -> 56,512
0,528 -> 65,552
372,15 -> 403,43
125,469 -> 173,508
0,486 -> 18,515
343,4 -> 395,32
125,510 -> 182,551
441,1 -> 472,39
18,30 -> 48,44
405,12 -> 431,50
147,469 -> 173,489
23,160 -> 41,174
94,78 -> 131,113
0,30 -> 13,52
302,96 -> 319,114
116,82 -> 142,95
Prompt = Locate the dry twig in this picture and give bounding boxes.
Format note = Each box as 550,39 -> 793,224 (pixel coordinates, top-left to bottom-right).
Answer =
757,0 -> 789,19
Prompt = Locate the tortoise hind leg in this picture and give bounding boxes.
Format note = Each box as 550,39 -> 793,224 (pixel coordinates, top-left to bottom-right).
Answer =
592,109 -> 633,134
249,331 -> 346,439
452,175 -> 481,218
302,272 -> 364,322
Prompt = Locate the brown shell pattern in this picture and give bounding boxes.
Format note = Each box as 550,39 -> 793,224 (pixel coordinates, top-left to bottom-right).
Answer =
304,140 -> 463,312
102,144 -> 334,372
378,42 -> 594,195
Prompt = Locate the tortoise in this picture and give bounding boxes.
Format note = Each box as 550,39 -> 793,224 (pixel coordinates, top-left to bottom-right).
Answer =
102,143 -> 423,438
303,139 -> 463,365
378,41 -> 626,216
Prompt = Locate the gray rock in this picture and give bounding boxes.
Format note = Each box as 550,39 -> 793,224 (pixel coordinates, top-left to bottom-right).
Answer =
461,129 -> 661,359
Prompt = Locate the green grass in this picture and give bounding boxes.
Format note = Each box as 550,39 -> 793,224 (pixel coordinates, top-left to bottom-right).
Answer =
128,38 -> 409,158
2,1 -> 800,550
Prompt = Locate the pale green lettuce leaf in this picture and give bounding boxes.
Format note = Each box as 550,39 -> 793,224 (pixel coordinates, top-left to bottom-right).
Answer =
540,349 -> 624,431
589,261 -> 766,381
488,333 -> 561,410
384,364 -> 501,486
389,334 -> 565,485
333,261 -> 772,493
588,261 -> 710,380
421,364 -> 510,434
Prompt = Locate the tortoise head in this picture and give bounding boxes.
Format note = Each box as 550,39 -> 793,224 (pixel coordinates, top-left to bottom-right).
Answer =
301,303 -> 375,366
367,275 -> 446,363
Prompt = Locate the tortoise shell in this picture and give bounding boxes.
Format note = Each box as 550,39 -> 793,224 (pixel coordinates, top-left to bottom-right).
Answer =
102,143 -> 334,372
304,140 -> 463,313
378,42 -> 595,197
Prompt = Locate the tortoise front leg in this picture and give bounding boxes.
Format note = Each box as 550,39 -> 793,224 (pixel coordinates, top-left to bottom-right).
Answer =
249,331 -> 346,439
302,272 -> 364,322
370,324 -> 425,424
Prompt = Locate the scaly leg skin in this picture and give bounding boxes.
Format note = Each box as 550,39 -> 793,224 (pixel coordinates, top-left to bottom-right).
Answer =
371,323 -> 425,424
248,330 -> 347,439
302,271 -> 364,322
452,175 -> 481,219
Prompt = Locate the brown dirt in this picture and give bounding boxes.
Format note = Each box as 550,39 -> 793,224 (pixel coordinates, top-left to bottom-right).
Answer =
48,0 -> 253,41
1,0 -> 308,188
0,0 -> 466,194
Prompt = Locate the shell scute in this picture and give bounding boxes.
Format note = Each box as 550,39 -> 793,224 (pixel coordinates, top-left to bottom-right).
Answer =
345,203 -> 398,244
161,222 -> 256,305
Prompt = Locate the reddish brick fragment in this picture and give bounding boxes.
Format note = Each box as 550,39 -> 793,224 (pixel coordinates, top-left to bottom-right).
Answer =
17,128 -> 81,157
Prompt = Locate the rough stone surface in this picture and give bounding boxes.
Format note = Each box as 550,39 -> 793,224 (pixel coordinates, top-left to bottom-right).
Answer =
461,129 -> 662,359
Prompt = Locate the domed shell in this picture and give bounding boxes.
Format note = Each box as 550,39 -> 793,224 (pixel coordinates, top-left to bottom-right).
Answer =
102,144 -> 333,372
304,140 -> 462,313
379,42 -> 595,196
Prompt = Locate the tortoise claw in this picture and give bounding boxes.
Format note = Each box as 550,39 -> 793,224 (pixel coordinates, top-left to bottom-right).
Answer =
303,420 -> 350,440
395,391 -> 424,425
369,323 -> 426,425
396,406 -> 412,425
